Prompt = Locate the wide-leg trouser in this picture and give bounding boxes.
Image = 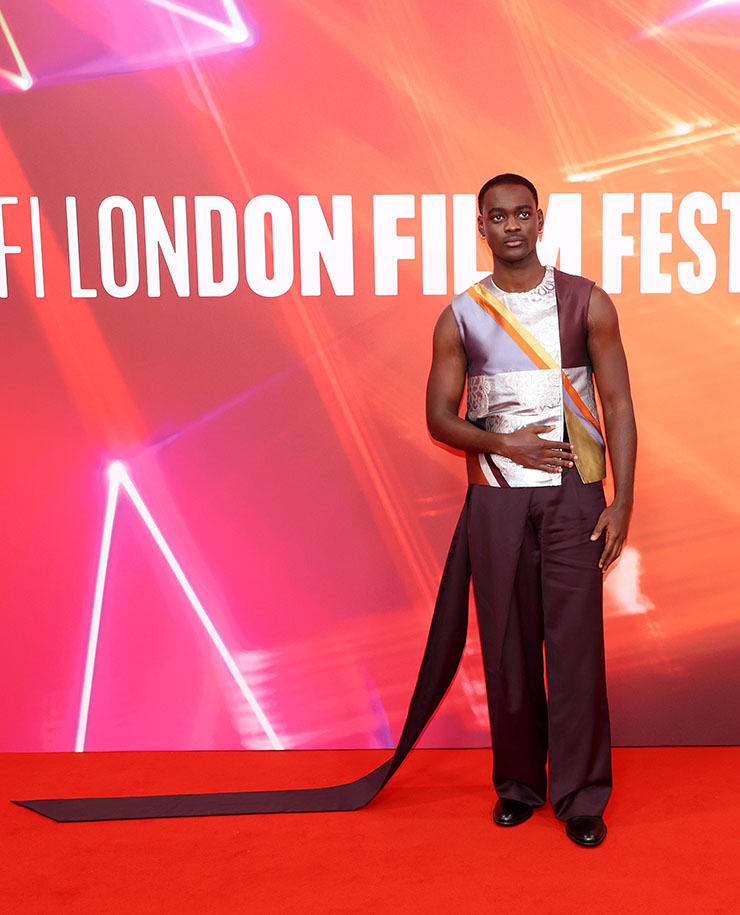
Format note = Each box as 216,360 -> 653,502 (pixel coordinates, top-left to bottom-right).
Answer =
467,467 -> 612,820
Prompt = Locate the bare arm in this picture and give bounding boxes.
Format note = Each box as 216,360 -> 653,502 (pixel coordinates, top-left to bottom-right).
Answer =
587,285 -> 638,571
425,307 -> 575,472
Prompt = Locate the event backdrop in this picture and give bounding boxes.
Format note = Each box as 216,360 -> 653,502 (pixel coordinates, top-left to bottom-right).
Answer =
1,0 -> 739,752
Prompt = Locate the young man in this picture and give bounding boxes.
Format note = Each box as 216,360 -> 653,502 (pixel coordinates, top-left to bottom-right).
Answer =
15,175 -> 635,834
426,173 -> 636,847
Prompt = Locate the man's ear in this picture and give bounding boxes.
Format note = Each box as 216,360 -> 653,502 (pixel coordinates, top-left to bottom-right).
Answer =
537,208 -> 544,233
477,214 -> 485,237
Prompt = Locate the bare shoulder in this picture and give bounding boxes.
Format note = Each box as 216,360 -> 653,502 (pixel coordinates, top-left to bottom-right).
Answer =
587,284 -> 620,333
433,304 -> 464,349
434,304 -> 459,332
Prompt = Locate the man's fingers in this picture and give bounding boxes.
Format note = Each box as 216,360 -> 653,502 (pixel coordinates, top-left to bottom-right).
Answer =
611,542 -> 625,568
590,513 -> 607,541
546,453 -> 575,465
600,538 -> 624,572
538,455 -> 575,472
598,527 -> 616,568
591,504 -> 630,571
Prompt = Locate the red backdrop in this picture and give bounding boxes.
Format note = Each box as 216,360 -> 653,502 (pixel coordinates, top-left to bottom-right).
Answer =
1,0 -> 739,751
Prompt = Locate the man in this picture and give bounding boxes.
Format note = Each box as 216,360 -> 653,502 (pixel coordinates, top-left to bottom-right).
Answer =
15,175 -> 636,833
426,173 -> 636,847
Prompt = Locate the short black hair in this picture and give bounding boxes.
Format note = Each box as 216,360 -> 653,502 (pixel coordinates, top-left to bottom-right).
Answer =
477,173 -> 539,213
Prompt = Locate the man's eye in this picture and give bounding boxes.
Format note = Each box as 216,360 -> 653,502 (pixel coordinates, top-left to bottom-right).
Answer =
518,211 -> 530,218
492,215 -> 503,221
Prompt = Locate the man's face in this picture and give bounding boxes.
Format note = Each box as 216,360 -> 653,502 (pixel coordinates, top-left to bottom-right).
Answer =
477,183 -> 544,263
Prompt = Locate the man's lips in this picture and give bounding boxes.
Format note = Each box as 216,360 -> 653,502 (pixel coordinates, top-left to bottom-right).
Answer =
504,238 -> 525,246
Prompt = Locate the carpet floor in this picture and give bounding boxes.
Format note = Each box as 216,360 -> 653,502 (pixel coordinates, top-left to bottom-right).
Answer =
3,747 -> 738,914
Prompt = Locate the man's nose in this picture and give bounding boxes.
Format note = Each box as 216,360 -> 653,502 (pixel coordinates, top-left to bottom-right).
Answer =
504,216 -> 521,231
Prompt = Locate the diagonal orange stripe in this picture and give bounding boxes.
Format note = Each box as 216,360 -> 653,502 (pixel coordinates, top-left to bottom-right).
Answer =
467,283 -> 601,433
467,286 -> 551,370
562,374 -> 602,434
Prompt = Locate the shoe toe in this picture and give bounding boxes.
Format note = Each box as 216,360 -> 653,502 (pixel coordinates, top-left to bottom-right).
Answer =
565,815 -> 607,847
493,798 -> 533,827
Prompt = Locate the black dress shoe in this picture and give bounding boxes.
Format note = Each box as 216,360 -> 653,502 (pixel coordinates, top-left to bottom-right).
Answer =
565,815 -> 607,847
493,797 -> 533,827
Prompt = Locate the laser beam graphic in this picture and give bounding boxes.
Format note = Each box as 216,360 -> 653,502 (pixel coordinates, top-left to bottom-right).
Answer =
634,0 -> 740,40
565,121 -> 738,182
144,0 -> 253,43
75,460 -> 283,752
0,8 -> 32,91
656,0 -> 740,29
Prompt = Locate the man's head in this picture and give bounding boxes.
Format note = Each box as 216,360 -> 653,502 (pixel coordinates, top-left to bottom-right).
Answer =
477,173 -> 543,265
477,173 -> 539,214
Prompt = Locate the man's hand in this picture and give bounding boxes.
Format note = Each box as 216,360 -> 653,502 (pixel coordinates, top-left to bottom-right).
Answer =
590,501 -> 632,572
501,424 -> 575,473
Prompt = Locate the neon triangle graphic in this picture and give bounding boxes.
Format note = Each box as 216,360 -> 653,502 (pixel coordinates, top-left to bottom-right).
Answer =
75,460 -> 283,751
143,0 -> 252,43
0,9 -> 32,91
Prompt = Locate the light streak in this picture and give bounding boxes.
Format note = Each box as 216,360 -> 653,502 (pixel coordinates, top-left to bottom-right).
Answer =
75,464 -> 121,753
604,546 -> 655,616
566,123 -> 740,181
144,0 -> 252,44
0,8 -> 32,91
75,460 -> 283,752
639,0 -> 740,36
666,0 -> 739,25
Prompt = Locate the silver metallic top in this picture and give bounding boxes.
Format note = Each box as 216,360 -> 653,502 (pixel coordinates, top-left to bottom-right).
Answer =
453,265 -> 566,488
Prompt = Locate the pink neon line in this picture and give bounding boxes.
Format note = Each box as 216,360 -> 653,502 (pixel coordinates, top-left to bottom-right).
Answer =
144,0 -> 250,42
75,466 -> 121,751
76,461 -> 283,751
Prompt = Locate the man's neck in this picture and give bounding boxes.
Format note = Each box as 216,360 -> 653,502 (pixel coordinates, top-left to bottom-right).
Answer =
491,256 -> 546,293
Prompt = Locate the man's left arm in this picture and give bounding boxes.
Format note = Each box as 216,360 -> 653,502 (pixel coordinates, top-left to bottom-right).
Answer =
586,285 -> 637,572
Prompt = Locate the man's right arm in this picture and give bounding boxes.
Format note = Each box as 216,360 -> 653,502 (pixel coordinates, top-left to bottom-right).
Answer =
425,306 -> 575,473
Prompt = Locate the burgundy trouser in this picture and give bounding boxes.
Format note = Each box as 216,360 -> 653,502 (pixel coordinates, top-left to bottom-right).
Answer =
467,467 -> 612,820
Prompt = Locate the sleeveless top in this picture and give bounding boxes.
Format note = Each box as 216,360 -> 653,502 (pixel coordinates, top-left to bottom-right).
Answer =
450,265 -> 606,487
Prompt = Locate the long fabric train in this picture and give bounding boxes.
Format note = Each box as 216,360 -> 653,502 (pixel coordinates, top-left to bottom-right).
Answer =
14,498 -> 473,823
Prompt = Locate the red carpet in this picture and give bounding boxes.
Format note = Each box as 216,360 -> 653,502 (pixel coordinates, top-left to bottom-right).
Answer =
3,748 -> 738,914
